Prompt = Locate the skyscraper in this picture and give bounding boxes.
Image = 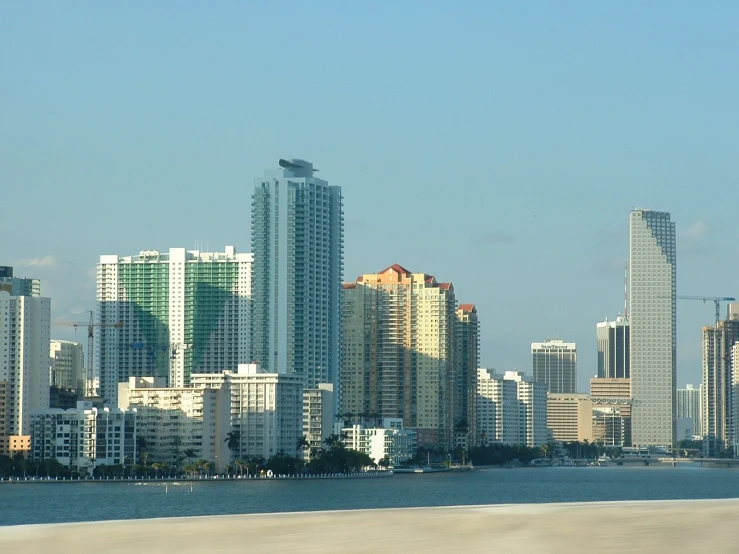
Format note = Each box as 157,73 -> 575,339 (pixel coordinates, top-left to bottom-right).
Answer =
50,340 -> 85,392
340,264 -> 463,450
676,384 -> 701,438
454,304 -> 480,445
531,339 -> 577,393
251,159 -> 343,391
629,209 -> 676,448
701,310 -> 739,455
97,246 -> 252,403
596,315 -> 630,378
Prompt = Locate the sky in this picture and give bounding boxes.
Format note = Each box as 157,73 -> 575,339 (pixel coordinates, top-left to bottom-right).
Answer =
2,2 -> 738,392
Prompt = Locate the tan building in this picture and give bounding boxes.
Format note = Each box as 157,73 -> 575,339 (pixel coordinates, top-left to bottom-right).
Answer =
547,393 -> 593,443
340,264 -> 475,450
590,377 -> 631,446
50,340 -> 85,392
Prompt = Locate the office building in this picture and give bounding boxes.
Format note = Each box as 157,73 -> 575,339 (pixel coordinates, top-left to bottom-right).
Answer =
701,311 -> 739,455
733,342 -> 739,456
303,384 -> 335,460
454,304 -> 480,446
118,377 -> 230,470
590,377 -> 631,446
50,340 -> 85,392
476,369 -> 548,448
547,393 -> 593,443
0,290 -> 50,437
531,339 -> 577,394
251,158 -> 343,391
191,363 -> 303,461
629,209 -> 676,448
30,401 -> 137,473
676,384 -> 702,438
340,418 -> 417,466
96,246 -> 252,403
341,264 -> 467,450
597,315 -> 630,378
0,266 -> 41,297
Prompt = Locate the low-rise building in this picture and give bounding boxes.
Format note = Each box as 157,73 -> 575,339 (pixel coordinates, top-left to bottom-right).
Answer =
590,377 -> 631,446
340,418 -> 416,466
192,363 -> 303,461
30,401 -> 136,473
118,377 -> 230,470
547,393 -> 593,443
303,384 -> 334,459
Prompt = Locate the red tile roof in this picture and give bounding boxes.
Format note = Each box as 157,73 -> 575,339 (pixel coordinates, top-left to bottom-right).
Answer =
458,303 -> 476,312
438,282 -> 452,290
342,283 -> 356,289
381,263 -> 412,275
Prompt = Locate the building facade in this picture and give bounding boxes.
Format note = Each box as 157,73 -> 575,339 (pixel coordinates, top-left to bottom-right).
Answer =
546,393 -> 593,443
251,159 -> 343,391
30,401 -> 137,473
340,264 -> 464,450
340,419 -> 417,466
0,290 -> 50,437
597,316 -> 630,379
476,369 -> 548,448
303,383 -> 335,460
454,305 -> 480,446
629,209 -> 676,448
96,246 -> 252,403
590,377 -> 632,446
676,384 -> 702,438
50,340 -> 85,392
0,266 -> 41,297
117,377 -> 230,470
701,314 -> 739,455
191,363 -> 303,461
531,339 -> 577,394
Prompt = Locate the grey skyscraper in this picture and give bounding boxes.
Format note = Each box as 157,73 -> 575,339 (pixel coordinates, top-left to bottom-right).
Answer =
251,159 -> 343,391
629,209 -> 676,448
531,339 -> 577,393
596,315 -> 630,379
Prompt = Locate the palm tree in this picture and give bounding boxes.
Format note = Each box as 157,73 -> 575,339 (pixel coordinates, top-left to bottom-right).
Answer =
142,451 -> 151,467
184,448 -> 197,466
224,431 -> 240,462
296,435 -> 310,457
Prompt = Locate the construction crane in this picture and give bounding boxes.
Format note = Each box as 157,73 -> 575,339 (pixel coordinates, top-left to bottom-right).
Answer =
677,296 -> 736,325
52,311 -> 123,397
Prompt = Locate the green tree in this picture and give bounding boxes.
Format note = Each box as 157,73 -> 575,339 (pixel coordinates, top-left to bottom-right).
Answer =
296,435 -> 310,457
184,448 -> 197,466
224,431 -> 240,462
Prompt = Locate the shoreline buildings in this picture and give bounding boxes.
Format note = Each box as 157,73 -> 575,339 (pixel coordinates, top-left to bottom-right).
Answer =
251,159 -> 343,391
96,246 -> 252,404
547,393 -> 593,443
531,339 -> 577,394
629,209 -> 676,449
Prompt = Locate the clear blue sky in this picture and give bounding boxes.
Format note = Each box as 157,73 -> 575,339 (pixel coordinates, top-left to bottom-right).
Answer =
2,2 -> 738,391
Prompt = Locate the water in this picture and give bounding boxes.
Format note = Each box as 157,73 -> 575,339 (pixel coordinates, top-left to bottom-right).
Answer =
1,466 -> 738,527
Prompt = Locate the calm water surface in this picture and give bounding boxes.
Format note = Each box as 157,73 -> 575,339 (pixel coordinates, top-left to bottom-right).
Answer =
1,465 -> 738,527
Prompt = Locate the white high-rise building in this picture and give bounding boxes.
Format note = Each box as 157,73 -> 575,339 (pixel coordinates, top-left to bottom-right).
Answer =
531,339 -> 577,394
251,159 -> 343,391
629,209 -> 676,448
303,384 -> 334,459
191,363 -> 303,461
50,340 -> 85,392
340,419 -> 417,466
676,384 -> 701,438
0,290 -> 50,436
97,247 -> 252,404
476,369 -> 547,448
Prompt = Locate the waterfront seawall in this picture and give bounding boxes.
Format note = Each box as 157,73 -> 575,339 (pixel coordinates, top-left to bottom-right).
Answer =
2,499 -> 738,553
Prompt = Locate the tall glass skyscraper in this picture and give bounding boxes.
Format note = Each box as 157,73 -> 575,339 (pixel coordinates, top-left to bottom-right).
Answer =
596,315 -> 630,379
629,209 -> 676,448
97,247 -> 252,404
251,159 -> 343,391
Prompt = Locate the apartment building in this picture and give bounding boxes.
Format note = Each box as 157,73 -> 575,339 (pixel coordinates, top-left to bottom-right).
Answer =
547,393 -> 593,443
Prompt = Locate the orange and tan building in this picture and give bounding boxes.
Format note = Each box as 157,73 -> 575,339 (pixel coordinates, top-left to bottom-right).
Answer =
341,264 -> 478,450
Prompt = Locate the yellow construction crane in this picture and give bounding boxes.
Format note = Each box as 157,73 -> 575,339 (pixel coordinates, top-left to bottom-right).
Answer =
52,311 -> 123,397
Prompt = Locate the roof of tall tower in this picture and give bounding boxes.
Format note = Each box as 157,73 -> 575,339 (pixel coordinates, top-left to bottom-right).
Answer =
438,282 -> 452,290
458,304 -> 476,312
381,264 -> 412,275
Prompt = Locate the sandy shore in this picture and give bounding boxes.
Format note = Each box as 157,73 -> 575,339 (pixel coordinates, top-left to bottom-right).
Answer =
2,499 -> 738,553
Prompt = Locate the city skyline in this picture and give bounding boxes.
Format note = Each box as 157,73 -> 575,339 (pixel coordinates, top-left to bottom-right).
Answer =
4,3 -> 738,392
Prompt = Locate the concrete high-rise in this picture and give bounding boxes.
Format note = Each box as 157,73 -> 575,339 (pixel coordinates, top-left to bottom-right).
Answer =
547,393 -> 593,443
629,209 -> 676,449
251,159 -> 343,391
701,309 -> 739,455
454,304 -> 480,445
531,339 -> 577,394
340,264 -> 468,450
597,316 -> 630,378
97,247 -> 252,403
0,290 -> 51,436
50,340 -> 85,392
676,384 -> 701,438
0,266 -> 41,297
